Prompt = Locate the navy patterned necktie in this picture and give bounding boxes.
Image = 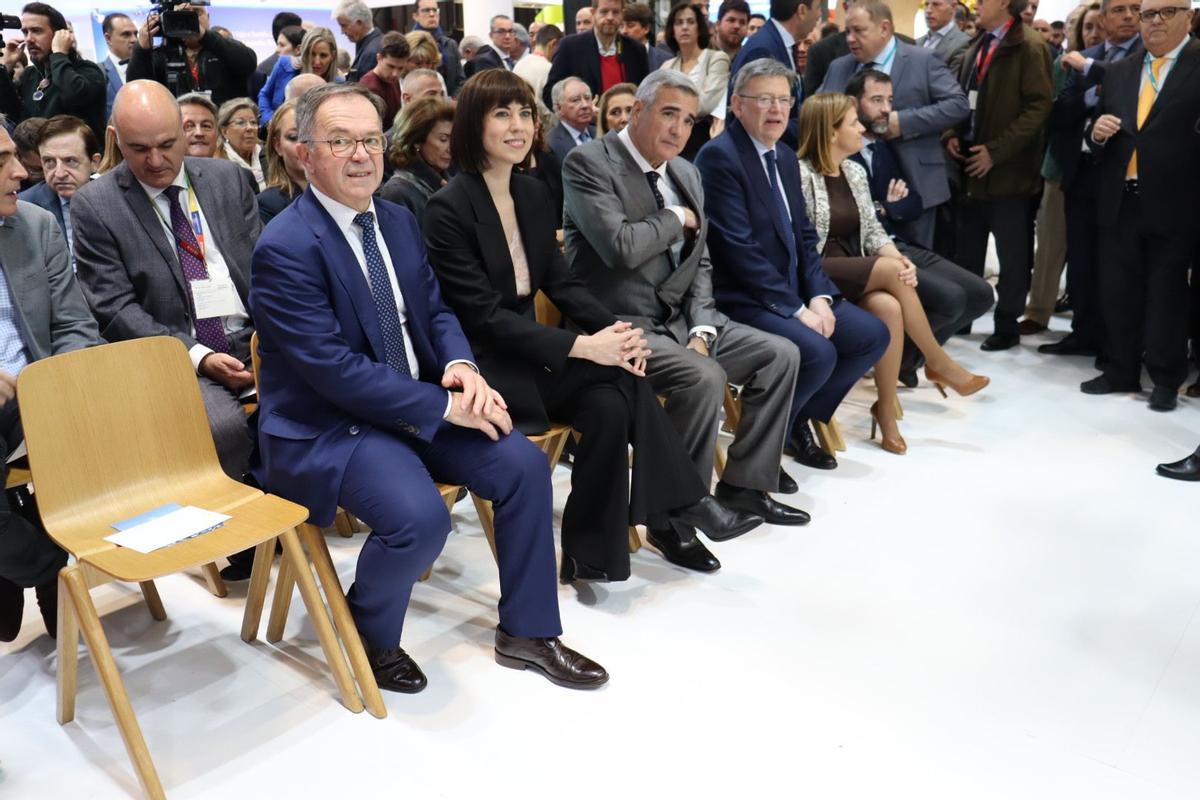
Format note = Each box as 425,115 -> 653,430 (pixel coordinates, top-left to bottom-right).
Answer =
763,151 -> 796,258
645,170 -> 666,209
353,211 -> 412,377
164,185 -> 228,353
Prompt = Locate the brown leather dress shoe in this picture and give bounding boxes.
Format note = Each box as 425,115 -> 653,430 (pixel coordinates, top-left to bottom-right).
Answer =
494,628 -> 609,689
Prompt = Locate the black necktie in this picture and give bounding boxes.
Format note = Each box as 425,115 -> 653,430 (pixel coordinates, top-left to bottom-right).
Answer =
119,58 -> 129,66
645,170 -> 666,210
762,151 -> 795,258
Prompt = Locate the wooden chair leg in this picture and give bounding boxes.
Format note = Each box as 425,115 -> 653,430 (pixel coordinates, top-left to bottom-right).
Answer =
201,562 -> 227,598
61,566 -> 166,800
277,528 -> 363,714
333,510 -> 355,538
298,523 -> 387,719
56,570 -> 80,725
827,417 -> 847,451
138,581 -> 166,622
241,537 -> 277,643
893,396 -> 904,420
713,443 -> 727,479
266,549 -> 295,644
417,566 -> 433,582
470,493 -> 499,563
627,526 -> 641,553
813,419 -> 847,456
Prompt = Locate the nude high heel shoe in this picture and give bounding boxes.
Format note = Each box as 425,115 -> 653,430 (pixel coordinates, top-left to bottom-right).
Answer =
925,365 -> 990,398
869,401 -> 907,455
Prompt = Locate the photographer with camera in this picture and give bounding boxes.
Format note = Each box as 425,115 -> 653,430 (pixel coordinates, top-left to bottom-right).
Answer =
3,4 -> 106,142
126,0 -> 256,108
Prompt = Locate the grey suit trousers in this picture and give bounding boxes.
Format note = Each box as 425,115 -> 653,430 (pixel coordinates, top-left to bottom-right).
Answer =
198,333 -> 255,480
643,321 -> 798,493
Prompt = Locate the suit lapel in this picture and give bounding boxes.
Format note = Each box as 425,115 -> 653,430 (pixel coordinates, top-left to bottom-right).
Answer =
731,123 -> 795,264
116,164 -> 188,299
464,174 -> 519,300
1144,40 -> 1200,128
185,159 -> 250,305
512,177 -> 550,293
0,215 -> 42,359
890,42 -> 909,89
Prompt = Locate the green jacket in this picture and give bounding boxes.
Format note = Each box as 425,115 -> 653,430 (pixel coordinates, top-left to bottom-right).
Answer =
950,22 -> 1054,198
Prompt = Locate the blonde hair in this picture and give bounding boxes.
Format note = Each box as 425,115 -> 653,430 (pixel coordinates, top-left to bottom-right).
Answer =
796,92 -> 856,176
97,127 -> 123,173
265,99 -> 302,196
405,30 -> 440,69
299,26 -> 339,82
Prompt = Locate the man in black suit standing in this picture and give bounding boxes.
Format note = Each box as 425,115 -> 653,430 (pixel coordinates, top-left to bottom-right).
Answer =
1080,0 -> 1200,411
542,0 -> 649,109
465,15 -> 516,77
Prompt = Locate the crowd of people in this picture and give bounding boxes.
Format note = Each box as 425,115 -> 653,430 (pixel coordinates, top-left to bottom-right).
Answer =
0,0 -> 1197,696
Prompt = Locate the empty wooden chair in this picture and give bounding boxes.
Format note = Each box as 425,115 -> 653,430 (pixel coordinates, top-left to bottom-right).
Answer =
18,336 -> 366,800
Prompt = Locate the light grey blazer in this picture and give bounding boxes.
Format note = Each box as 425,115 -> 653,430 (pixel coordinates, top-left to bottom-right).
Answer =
820,39 -> 970,211
918,26 -> 971,74
0,202 -> 101,361
562,131 -> 727,344
71,157 -> 260,356
662,49 -> 730,118
797,157 -> 892,258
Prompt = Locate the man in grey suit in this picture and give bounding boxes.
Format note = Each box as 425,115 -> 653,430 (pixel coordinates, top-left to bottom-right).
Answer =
0,120 -> 102,641
562,71 -> 807,527
820,0 -> 970,249
917,0 -> 971,74
72,81 -> 258,484
548,77 -> 596,164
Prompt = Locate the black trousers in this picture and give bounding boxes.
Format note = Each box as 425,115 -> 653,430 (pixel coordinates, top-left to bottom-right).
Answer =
541,361 -> 705,581
1064,166 -> 1105,348
898,240 -> 995,344
956,195 -> 1035,337
0,402 -> 67,588
1099,191 -> 1196,390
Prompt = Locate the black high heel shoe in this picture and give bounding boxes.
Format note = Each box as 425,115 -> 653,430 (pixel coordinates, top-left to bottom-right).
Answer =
559,555 -> 608,584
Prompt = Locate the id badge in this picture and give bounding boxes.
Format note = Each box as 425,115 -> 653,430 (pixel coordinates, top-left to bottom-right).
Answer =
191,277 -> 239,319
968,90 -> 978,111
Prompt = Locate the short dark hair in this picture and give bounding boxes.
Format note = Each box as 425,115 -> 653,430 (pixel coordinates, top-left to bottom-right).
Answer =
750,12 -> 767,21
1050,20 -> 1065,30
272,11 -> 303,41
535,23 -> 563,49
1008,0 -> 1029,18
12,117 -> 48,155
769,0 -> 814,23
37,114 -> 101,158
820,21 -> 839,37
390,97 -> 455,169
379,30 -> 411,59
717,0 -> 752,21
843,67 -> 891,100
623,2 -> 654,29
279,25 -> 305,50
101,13 -> 131,35
451,70 -> 535,174
665,3 -> 712,53
21,3 -> 67,31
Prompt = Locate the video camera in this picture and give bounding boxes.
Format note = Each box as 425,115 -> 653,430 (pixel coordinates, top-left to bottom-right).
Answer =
152,0 -> 200,41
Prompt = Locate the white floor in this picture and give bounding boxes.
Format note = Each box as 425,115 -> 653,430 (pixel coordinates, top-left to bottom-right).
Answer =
1,316 -> 1197,800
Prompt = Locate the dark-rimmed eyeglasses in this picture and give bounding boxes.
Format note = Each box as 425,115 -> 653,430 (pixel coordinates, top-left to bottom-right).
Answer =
1138,5 -> 1187,21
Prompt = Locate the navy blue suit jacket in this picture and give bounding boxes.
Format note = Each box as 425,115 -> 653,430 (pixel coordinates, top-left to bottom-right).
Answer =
728,22 -> 802,148
249,188 -> 474,525
695,119 -> 839,320
17,181 -> 66,241
849,138 -> 924,239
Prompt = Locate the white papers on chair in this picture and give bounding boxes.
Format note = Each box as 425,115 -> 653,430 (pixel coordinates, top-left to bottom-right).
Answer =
105,505 -> 231,554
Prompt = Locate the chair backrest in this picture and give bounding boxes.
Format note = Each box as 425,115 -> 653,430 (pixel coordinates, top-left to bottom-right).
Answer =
18,337 -> 230,553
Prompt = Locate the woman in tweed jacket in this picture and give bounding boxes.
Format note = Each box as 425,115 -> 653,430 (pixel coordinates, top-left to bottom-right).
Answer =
796,93 -> 988,454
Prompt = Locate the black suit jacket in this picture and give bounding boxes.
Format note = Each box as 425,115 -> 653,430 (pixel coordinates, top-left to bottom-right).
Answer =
465,45 -> 506,78
542,32 -> 649,109
1090,38 -> 1200,233
422,172 -> 616,431
849,138 -> 925,240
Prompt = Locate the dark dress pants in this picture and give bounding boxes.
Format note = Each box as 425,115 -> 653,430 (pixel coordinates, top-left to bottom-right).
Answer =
541,361 -> 706,580
726,299 -> 889,435
1099,191 -> 1195,391
1064,166 -> 1105,347
338,423 -> 561,651
897,241 -> 995,344
0,401 -> 67,588
957,196 -> 1035,337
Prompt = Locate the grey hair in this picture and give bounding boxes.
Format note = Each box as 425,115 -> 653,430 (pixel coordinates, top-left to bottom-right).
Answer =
216,97 -> 259,129
731,58 -> 797,97
295,82 -> 384,142
332,0 -> 372,25
551,76 -> 590,109
177,92 -> 218,117
402,68 -> 446,93
513,22 -> 531,47
460,35 -> 485,53
634,69 -> 699,108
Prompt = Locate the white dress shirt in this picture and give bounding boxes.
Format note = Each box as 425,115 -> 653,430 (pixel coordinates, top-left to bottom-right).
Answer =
594,31 -> 618,57
923,20 -> 958,48
107,52 -> 128,84
139,168 -> 250,371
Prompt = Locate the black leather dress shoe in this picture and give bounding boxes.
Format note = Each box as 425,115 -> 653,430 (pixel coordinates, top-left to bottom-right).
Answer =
1156,449 -> 1200,481
714,481 -> 810,526
777,468 -> 798,495
1149,386 -> 1178,411
1038,334 -> 1099,356
365,643 -> 428,693
1080,374 -> 1142,395
494,628 -> 608,689
898,366 -> 919,389
981,333 -> 1020,351
0,574 -> 24,643
646,525 -> 721,572
787,421 -> 837,470
669,495 -> 762,542
559,555 -> 608,584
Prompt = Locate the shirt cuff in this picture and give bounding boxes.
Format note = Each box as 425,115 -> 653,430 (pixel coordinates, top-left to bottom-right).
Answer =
189,343 -> 214,374
1083,57 -> 1095,75
791,304 -> 806,318
443,391 -> 454,419
666,205 -> 687,227
445,359 -> 478,373
442,360 -> 479,419
688,325 -> 717,339
813,294 -> 833,306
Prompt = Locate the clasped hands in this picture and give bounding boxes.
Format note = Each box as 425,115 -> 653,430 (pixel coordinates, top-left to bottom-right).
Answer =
798,297 -> 837,339
442,362 -> 511,441
572,320 -> 651,376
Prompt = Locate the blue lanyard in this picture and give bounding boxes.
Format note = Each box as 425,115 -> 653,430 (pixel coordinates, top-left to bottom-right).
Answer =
1144,54 -> 1166,93
875,36 -> 898,72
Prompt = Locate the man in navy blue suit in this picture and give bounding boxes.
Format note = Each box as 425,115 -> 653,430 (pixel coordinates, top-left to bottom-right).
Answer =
727,0 -> 822,149
698,59 -> 888,470
249,83 -> 607,694
99,13 -> 136,121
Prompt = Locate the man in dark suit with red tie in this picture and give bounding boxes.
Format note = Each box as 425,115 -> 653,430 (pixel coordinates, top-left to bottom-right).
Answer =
542,0 -> 649,109
250,83 -> 607,693
1079,0 -> 1200,411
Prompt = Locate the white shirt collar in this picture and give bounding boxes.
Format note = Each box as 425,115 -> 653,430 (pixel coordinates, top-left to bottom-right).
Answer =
310,183 -> 378,233
748,133 -> 777,159
617,126 -> 667,179
137,165 -> 188,201
561,120 -> 588,138
1154,36 -> 1188,62
1106,33 -> 1139,53
933,20 -> 957,39
594,31 -> 618,57
770,18 -> 796,50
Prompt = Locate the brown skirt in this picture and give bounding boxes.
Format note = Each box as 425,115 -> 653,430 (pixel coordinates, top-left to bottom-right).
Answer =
822,255 -> 879,303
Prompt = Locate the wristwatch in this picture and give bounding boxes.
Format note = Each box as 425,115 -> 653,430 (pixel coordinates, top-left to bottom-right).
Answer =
693,331 -> 716,351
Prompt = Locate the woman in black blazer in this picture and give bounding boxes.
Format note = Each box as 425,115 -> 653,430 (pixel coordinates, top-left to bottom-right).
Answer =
423,70 -> 759,583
